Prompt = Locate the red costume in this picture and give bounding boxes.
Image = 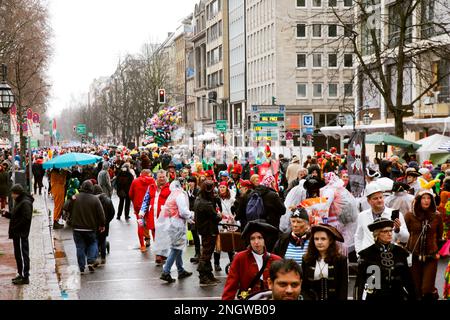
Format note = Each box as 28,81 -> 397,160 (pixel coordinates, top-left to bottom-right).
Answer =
147,182 -> 171,232
222,248 -> 282,300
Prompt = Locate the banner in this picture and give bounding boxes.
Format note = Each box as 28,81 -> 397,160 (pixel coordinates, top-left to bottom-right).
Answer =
347,130 -> 366,198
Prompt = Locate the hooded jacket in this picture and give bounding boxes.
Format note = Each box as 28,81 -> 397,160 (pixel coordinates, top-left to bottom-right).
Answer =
405,191 -> 443,257
70,189 -> 105,231
8,193 -> 34,238
129,175 -> 156,213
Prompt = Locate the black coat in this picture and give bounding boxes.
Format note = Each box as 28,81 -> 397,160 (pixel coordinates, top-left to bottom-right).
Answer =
8,193 -> 34,239
251,186 -> 285,229
273,231 -> 310,258
194,195 -> 221,236
97,194 -> 115,236
32,162 -> 45,179
116,170 -> 134,198
0,170 -> 11,197
355,242 -> 415,301
301,255 -> 348,301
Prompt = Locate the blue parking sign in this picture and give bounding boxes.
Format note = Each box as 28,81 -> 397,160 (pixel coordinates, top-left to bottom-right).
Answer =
303,115 -> 314,126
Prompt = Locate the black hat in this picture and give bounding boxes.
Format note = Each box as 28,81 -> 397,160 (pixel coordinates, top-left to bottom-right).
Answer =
392,181 -> 410,193
368,217 -> 394,232
241,220 -> 279,242
290,207 -> 309,223
10,184 -> 25,195
311,224 -> 344,242
303,176 -> 324,191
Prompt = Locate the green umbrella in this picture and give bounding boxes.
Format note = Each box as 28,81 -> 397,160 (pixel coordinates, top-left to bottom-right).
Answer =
365,133 -> 421,150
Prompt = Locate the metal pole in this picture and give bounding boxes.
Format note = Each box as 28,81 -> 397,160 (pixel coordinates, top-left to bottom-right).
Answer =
299,113 -> 303,165
28,135 -> 32,193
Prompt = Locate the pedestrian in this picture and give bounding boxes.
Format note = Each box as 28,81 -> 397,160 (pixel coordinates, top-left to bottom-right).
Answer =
405,190 -> 443,300
273,208 -> 310,265
233,179 -> 253,228
354,182 -> 409,255
249,259 -> 303,300
221,220 -> 282,300
98,161 -> 113,198
93,185 -> 115,265
159,180 -> 194,283
149,169 -> 171,265
116,163 -> 134,220
286,156 -> 301,184
186,176 -> 201,264
69,180 -> 105,273
31,156 -> 45,195
355,218 -> 415,300
284,168 -> 308,198
129,169 -> 155,252
0,162 -> 11,217
50,168 -> 68,229
301,224 -> 348,300
8,184 -> 34,285
194,180 -> 222,286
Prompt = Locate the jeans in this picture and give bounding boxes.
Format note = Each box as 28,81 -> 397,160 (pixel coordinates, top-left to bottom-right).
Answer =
162,248 -> 185,275
73,230 -> 98,271
13,236 -> 30,278
117,196 -> 131,218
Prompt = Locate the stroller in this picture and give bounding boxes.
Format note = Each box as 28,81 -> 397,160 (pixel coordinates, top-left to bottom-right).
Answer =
218,223 -> 246,274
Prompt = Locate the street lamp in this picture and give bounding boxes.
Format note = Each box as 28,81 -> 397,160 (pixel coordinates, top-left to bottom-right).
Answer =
0,64 -> 14,114
337,113 -> 347,127
362,111 -> 372,125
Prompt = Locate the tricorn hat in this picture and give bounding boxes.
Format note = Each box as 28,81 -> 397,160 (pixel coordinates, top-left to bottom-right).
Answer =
368,217 -> 394,232
241,220 -> 279,243
311,224 -> 344,242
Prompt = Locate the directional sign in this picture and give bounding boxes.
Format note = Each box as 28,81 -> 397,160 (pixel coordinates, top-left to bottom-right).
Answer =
216,120 -> 227,132
76,124 -> 86,135
302,127 -> 314,134
260,113 -> 284,122
303,114 -> 314,127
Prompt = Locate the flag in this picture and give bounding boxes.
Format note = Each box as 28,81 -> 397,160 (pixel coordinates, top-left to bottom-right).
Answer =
347,130 -> 366,198
138,186 -> 151,216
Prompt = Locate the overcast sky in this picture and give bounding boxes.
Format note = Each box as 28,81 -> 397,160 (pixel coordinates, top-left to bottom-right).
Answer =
47,0 -> 197,118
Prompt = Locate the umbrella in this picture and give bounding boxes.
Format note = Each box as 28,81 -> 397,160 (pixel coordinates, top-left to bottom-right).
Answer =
42,153 -> 103,169
365,133 -> 421,150
145,143 -> 158,149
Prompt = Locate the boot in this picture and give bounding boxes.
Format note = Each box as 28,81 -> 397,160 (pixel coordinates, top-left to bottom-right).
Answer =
190,252 -> 200,264
213,252 -> 221,271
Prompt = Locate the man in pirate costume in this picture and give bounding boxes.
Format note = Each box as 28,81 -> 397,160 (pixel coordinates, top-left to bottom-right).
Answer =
355,217 -> 416,301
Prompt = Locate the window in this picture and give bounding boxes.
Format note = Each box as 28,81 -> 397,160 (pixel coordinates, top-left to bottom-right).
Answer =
297,83 -> 307,98
296,0 -> 306,7
297,54 -> 307,68
344,0 -> 352,7
328,24 -> 337,37
344,54 -> 353,68
344,24 -> 353,37
312,0 -> 322,7
313,83 -> 322,98
328,83 -> 338,97
297,24 -> 306,38
344,83 -> 353,97
328,0 -> 337,7
328,53 -> 337,67
313,54 -> 322,68
312,24 -> 322,37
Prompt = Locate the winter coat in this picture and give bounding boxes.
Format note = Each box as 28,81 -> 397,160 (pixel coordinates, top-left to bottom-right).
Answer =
116,170 -> 134,198
194,195 -> 221,236
70,191 -> 105,231
286,162 -> 301,184
98,170 -> 113,198
129,175 -> 156,213
0,170 -> 11,197
97,193 -> 115,236
222,248 -> 282,300
8,193 -> 34,239
250,186 -> 286,229
32,161 -> 45,179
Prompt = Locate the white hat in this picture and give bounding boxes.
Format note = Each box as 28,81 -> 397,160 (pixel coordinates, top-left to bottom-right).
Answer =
376,177 -> 394,192
291,156 -> 300,163
365,182 -> 383,198
418,168 -> 430,175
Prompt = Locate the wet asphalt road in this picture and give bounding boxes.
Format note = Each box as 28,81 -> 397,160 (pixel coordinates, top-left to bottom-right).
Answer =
53,192 -> 448,300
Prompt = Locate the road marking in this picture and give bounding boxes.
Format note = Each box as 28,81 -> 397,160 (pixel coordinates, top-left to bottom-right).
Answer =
86,277 -> 161,284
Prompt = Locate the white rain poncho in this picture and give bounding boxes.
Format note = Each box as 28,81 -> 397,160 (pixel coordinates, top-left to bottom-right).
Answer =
279,182 -> 307,233
153,181 -> 194,254
385,192 -> 415,216
320,173 -> 359,254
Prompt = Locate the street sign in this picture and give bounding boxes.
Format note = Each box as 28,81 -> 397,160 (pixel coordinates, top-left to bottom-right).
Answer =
302,127 -> 314,134
286,131 -> 294,140
259,113 -> 284,122
76,124 -> 86,135
252,122 -> 278,131
303,114 -> 314,127
88,132 -> 93,137
216,120 -> 227,132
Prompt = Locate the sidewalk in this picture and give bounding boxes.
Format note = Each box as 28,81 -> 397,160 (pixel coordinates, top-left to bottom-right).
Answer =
0,191 -> 62,300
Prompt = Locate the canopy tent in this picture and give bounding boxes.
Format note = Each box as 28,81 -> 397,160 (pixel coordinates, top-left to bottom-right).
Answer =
416,134 -> 450,163
365,133 -> 421,150
430,152 -> 450,165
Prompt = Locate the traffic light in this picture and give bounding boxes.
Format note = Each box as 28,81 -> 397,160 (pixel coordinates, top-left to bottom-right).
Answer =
158,89 -> 166,104
272,96 -> 276,105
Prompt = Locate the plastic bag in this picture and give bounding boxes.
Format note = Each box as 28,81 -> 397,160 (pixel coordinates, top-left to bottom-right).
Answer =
280,184 -> 307,232
385,192 -> 415,216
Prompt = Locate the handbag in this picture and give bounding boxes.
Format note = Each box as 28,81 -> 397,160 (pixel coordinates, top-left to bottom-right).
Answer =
237,253 -> 271,300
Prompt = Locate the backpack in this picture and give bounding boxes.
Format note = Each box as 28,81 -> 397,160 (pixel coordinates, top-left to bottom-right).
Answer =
246,191 -> 265,222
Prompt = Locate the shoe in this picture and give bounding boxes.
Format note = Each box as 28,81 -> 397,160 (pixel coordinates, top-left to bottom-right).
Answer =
116,216 -> 121,220
11,275 -> 22,283
208,275 -> 221,283
155,255 -> 163,265
199,278 -> 217,286
79,268 -> 85,274
190,257 -> 199,264
125,216 -> 130,221
140,246 -> 147,253
178,271 -> 193,280
145,238 -> 151,248
92,260 -> 100,268
88,264 -> 95,272
214,264 -> 222,272
100,258 -> 106,265
160,273 -> 175,283
53,221 -> 64,229
13,277 -> 29,285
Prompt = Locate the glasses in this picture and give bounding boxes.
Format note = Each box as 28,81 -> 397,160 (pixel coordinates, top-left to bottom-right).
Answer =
379,229 -> 393,234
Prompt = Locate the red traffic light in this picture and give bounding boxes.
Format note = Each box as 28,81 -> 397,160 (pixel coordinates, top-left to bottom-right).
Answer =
158,89 -> 166,104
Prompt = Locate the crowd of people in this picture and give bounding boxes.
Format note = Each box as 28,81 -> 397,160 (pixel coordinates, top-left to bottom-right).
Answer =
1,143 -> 449,301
